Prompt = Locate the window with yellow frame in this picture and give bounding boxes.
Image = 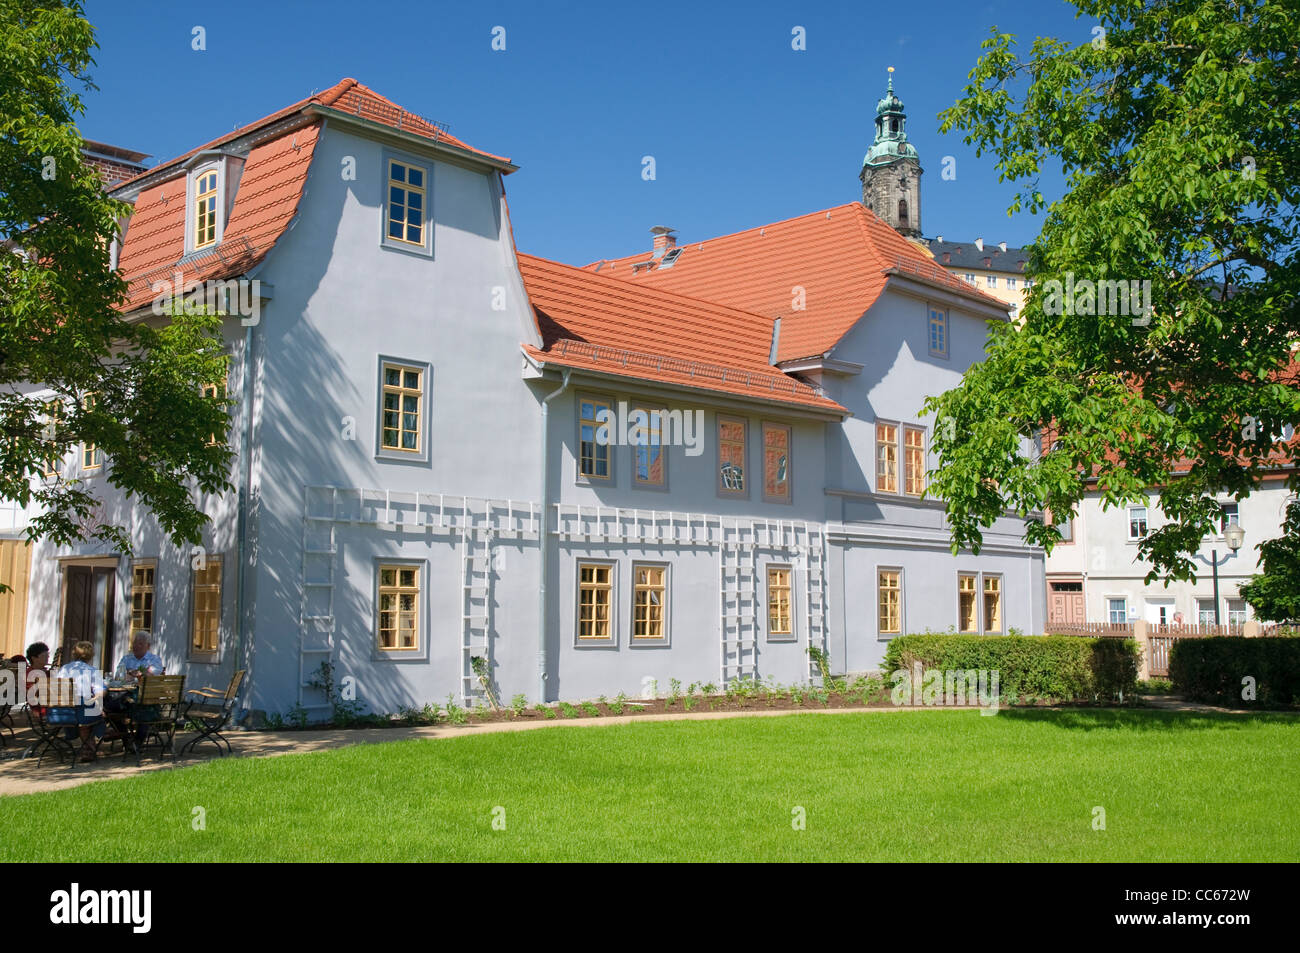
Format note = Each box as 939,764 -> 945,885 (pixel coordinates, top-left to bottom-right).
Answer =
42,400 -> 62,476
81,394 -> 102,472
577,563 -> 613,641
767,567 -> 793,639
191,556 -> 222,656
202,378 -> 227,446
578,397 -> 612,480
632,564 -> 666,640
878,568 -> 902,635
983,575 -> 1003,633
876,422 -> 898,492
958,573 -> 978,633
132,562 -> 156,633
194,169 -> 219,249
903,426 -> 925,496
380,363 -> 422,452
377,565 -> 419,650
387,159 -> 426,246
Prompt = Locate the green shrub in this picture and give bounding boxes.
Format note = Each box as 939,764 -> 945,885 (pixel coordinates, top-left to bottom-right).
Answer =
1169,637 -> 1300,708
881,635 -> 1138,702
1135,678 -> 1174,695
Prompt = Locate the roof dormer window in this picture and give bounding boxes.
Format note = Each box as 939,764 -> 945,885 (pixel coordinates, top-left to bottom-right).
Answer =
194,169 -> 219,249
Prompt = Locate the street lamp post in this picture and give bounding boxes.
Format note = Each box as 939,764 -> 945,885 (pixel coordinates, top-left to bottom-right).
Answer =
1212,523 -> 1247,626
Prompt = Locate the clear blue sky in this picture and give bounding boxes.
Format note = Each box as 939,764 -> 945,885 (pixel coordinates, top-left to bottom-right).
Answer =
81,0 -> 1086,264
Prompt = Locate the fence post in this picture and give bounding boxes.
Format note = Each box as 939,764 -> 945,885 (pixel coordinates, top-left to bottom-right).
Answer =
1244,620 -> 1260,638
1134,619 -> 1151,681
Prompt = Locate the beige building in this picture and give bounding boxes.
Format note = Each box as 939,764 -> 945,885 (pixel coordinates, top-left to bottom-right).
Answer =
922,237 -> 1030,320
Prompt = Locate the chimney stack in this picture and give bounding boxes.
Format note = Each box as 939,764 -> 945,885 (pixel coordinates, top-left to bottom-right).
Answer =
999,241 -> 1007,253
81,140 -> 150,189
650,225 -> 677,258
974,237 -> 984,252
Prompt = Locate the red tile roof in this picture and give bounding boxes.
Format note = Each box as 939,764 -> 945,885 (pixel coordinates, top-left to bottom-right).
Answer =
116,78 -> 508,192
118,123 -> 320,312
112,79 -> 509,313
518,254 -> 846,414
584,203 -> 1008,362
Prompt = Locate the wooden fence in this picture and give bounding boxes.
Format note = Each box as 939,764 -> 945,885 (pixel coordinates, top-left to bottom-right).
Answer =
1045,621 -> 1256,677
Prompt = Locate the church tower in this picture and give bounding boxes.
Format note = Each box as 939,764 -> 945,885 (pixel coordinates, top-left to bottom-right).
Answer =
860,67 -> 922,238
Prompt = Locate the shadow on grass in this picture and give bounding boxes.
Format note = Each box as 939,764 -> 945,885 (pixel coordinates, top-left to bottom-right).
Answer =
997,707 -> 1300,733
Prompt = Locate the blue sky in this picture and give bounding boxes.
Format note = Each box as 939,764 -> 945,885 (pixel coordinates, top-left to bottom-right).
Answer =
81,0 -> 1087,264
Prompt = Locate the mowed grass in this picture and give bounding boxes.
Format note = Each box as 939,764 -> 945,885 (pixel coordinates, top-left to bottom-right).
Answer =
2,709 -> 1297,862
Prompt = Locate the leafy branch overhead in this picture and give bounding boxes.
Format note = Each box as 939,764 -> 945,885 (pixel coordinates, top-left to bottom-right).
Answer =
925,0 -> 1300,583
1,0 -> 233,555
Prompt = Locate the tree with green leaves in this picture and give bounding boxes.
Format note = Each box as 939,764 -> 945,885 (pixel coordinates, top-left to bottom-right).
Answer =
1239,497 -> 1300,623
925,0 -> 1300,585
1,0 -> 231,562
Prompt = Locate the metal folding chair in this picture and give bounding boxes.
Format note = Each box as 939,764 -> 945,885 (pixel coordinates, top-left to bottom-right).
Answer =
180,670 -> 245,756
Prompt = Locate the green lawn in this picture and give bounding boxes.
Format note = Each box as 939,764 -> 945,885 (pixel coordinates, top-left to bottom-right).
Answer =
2,709 -> 1297,861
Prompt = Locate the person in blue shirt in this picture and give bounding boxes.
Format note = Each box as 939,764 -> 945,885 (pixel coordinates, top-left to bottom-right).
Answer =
52,640 -> 106,762
117,633 -> 165,681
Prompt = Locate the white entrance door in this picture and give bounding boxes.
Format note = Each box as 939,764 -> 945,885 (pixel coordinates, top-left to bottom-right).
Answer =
1144,599 -> 1175,626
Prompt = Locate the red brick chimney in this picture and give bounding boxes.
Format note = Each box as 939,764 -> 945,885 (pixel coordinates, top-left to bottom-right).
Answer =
81,140 -> 150,189
650,225 -> 677,258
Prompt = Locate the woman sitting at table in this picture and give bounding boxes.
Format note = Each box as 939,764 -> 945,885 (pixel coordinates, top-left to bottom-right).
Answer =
23,642 -> 50,718
51,640 -> 106,763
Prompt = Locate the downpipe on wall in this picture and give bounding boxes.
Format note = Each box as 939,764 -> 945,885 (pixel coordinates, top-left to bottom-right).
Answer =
538,368 -> 571,703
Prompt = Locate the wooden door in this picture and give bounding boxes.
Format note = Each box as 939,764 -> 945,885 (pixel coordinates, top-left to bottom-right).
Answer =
61,565 -> 93,661
60,566 -> 117,668
1048,580 -> 1085,625
0,539 -> 32,657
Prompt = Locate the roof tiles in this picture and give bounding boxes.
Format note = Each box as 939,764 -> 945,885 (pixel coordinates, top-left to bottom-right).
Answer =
518,254 -> 844,414
585,202 -> 1007,362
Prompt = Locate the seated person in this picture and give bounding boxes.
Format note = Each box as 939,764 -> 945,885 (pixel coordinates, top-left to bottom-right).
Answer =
24,642 -> 50,719
117,634 -> 164,681
51,640 -> 106,763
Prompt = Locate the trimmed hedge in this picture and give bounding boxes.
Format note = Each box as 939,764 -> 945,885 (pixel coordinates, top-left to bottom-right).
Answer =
1169,637 -> 1300,708
881,635 -> 1139,702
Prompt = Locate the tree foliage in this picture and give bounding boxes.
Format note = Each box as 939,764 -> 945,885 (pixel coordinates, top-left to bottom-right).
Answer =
925,0 -> 1300,583
1,0 -> 232,556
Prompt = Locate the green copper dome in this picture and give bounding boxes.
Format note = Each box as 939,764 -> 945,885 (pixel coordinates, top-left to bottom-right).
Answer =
863,70 -> 918,168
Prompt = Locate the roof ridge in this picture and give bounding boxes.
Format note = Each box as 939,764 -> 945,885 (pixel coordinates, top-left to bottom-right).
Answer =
313,77 -> 359,107
585,202 -> 864,269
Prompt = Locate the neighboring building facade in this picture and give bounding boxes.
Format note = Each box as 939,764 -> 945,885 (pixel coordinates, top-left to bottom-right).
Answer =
1044,479 -> 1292,628
10,77 -> 1046,722
924,237 -> 1030,320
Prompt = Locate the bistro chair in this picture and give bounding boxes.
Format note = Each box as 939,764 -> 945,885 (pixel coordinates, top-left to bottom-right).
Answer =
180,670 -> 245,756
28,678 -> 80,766
133,674 -> 186,762
0,659 -> 15,745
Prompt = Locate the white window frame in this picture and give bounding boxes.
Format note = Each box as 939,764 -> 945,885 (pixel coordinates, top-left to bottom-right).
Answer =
1127,505 -> 1149,540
